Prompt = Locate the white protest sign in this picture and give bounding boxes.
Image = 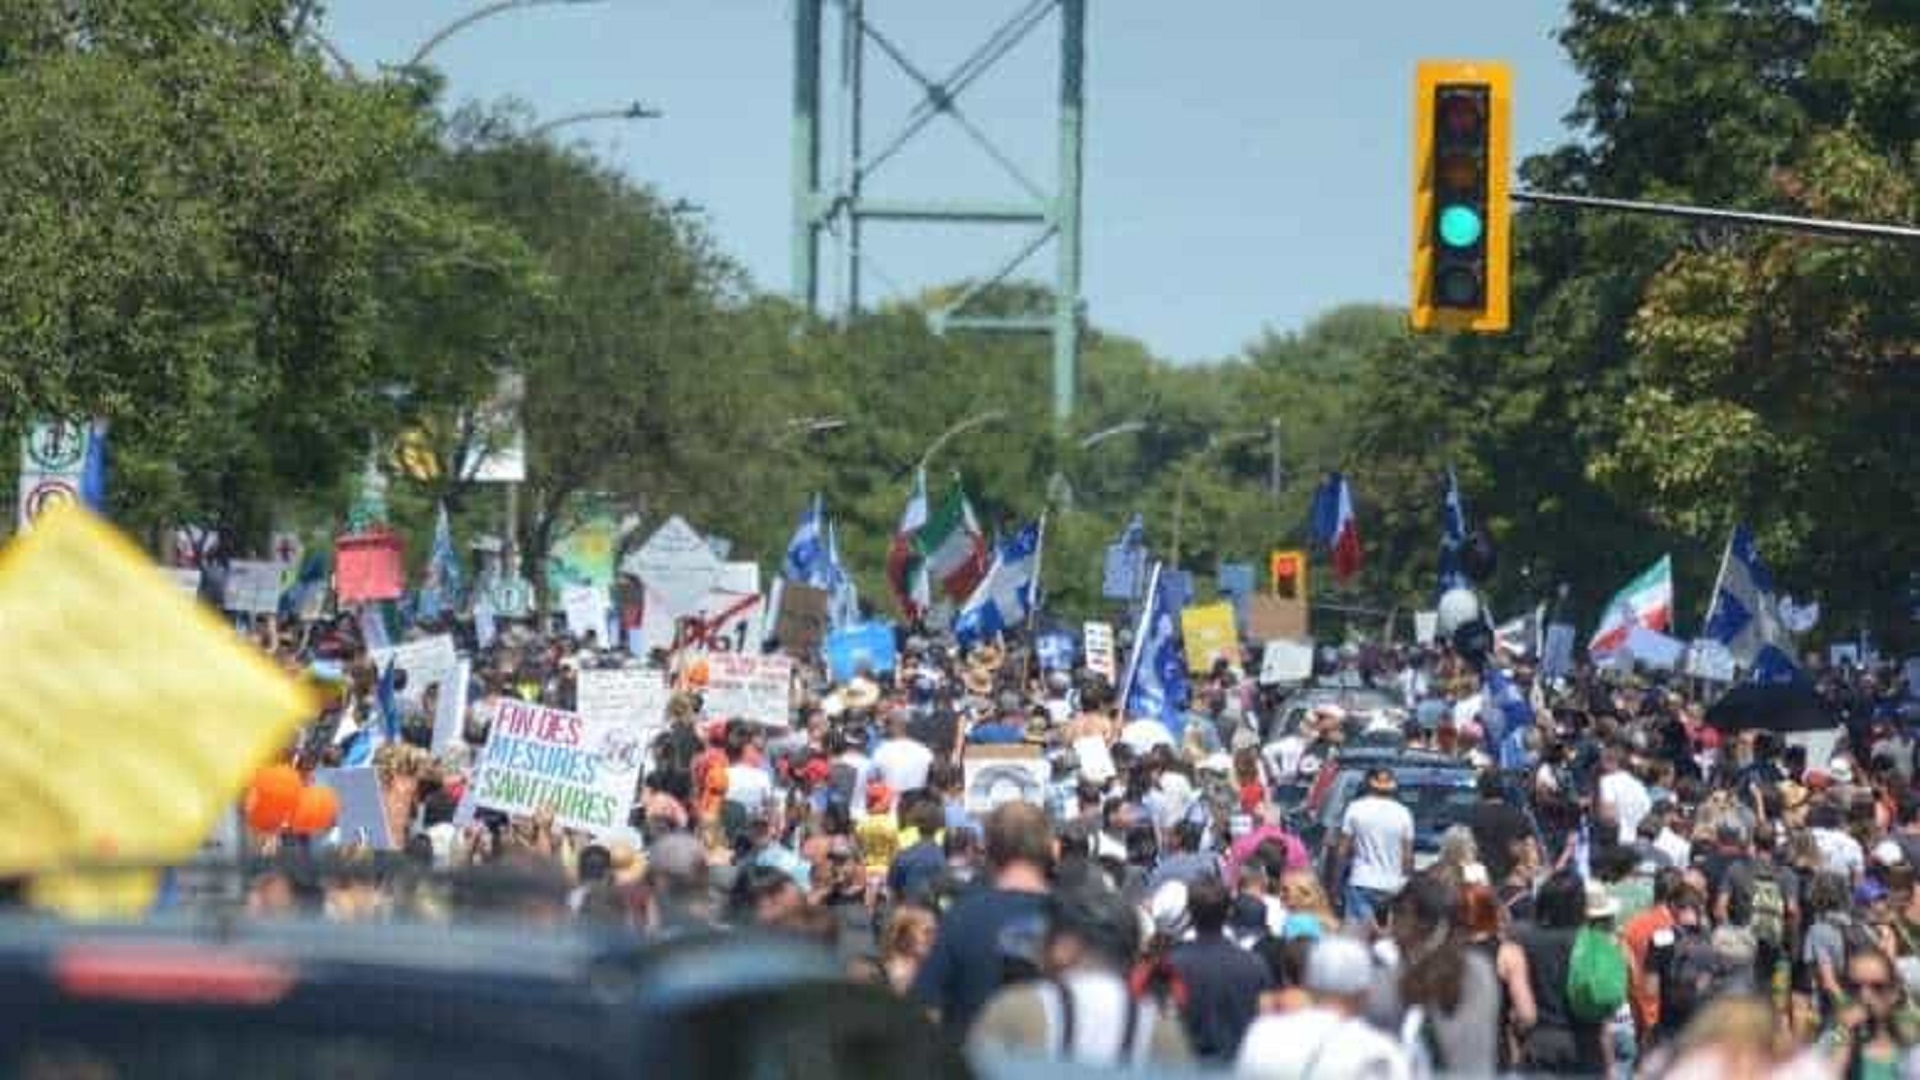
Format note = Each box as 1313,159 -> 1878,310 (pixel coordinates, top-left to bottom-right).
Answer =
164,567 -> 202,598
1259,638 -> 1316,685
561,584 -> 610,639
370,634 -> 460,709
576,667 -> 673,750
1685,639 -> 1736,683
431,659 -> 471,753
1073,737 -> 1116,783
1414,611 -> 1439,645
698,653 -> 793,728
471,699 -> 643,834
963,746 -> 1049,814
688,561 -> 763,653
622,516 -> 721,619
223,559 -> 285,614
1830,644 -> 1861,669
311,767 -> 394,850
1083,621 -> 1116,682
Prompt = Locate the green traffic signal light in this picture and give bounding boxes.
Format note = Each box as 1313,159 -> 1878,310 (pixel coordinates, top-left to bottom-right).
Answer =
1438,205 -> 1483,247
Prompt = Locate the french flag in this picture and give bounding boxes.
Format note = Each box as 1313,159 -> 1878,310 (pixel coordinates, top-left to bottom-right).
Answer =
1310,472 -> 1363,582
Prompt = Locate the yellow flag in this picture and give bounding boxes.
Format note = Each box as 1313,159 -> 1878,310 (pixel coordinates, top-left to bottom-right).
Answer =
0,507 -> 315,917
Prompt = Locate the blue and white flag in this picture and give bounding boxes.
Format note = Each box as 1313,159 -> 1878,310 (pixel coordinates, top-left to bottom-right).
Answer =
1438,467 -> 1471,595
1483,666 -> 1535,770
1036,629 -> 1078,672
416,502 -> 462,622
1704,524 -> 1801,684
783,495 -> 831,588
1121,562 -> 1189,737
954,522 -> 1042,646
825,519 -> 861,628
1100,512 -> 1147,601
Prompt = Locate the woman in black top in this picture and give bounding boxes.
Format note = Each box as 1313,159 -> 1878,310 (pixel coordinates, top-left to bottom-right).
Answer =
1517,870 -> 1606,1075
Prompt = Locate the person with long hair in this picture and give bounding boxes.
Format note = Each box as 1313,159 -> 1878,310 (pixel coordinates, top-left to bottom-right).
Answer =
1461,882 -> 1538,1069
1516,870 -> 1607,1074
879,904 -> 938,995
1383,873 -> 1501,1075
1277,870 -> 1340,939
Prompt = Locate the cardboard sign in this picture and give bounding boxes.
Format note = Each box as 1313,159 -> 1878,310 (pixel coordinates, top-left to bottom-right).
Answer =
575,667 -> 673,753
774,583 -> 831,657
1259,638 -> 1316,685
311,767 -> 394,850
962,745 -> 1049,813
622,516 -> 721,620
561,584 -> 610,640
223,559 -> 285,615
335,532 -> 405,603
1083,621 -> 1116,682
1181,602 -> 1239,674
1413,611 -> 1439,645
696,653 -> 793,728
1246,595 -> 1308,643
825,621 -> 898,682
471,699 -> 643,833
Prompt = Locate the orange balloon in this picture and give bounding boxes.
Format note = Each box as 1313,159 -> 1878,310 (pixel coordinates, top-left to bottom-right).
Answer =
246,764 -> 303,832
288,785 -> 340,837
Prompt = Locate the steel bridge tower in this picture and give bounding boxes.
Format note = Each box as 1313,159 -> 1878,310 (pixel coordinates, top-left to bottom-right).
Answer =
791,0 -> 1086,422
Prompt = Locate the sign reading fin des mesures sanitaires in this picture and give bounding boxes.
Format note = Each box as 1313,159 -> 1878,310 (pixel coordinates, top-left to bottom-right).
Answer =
471,699 -> 645,834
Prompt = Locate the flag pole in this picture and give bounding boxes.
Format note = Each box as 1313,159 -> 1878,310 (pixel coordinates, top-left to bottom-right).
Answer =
1118,561 -> 1162,715
1025,511 -> 1048,639
1702,526 -> 1736,645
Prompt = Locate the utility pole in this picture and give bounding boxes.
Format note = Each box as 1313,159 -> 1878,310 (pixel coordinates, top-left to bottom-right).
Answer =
1267,418 -> 1282,506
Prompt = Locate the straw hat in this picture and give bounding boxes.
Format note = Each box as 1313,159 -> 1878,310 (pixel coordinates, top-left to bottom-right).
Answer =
842,677 -> 882,711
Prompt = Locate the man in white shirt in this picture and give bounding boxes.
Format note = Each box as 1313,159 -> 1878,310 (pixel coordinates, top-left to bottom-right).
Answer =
1237,934 -> 1411,1079
1336,767 -> 1414,927
870,709 -> 934,795
1596,747 -> 1652,846
1809,802 -> 1865,882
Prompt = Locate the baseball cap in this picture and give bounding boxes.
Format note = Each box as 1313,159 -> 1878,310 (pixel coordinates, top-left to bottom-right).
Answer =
1304,935 -> 1375,997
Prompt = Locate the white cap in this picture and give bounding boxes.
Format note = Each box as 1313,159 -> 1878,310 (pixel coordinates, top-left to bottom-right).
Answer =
1305,935 -> 1375,997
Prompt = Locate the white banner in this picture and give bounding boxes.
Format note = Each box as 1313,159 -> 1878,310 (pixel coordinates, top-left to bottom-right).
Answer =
575,668 -> 673,750
471,699 -> 642,834
697,653 -> 793,728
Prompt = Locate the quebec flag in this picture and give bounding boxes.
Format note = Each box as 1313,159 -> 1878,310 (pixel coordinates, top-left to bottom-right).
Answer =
1122,563 -> 1189,737
1483,666 -> 1536,770
1438,467 -> 1471,595
1704,524 -> 1801,684
783,495 -> 831,588
953,522 -> 1041,646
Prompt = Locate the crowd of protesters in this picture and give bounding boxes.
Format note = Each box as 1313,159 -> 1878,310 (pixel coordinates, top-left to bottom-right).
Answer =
212,606 -> 1920,1078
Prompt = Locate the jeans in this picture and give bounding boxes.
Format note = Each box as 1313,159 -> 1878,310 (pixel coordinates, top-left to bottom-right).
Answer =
1343,884 -> 1394,926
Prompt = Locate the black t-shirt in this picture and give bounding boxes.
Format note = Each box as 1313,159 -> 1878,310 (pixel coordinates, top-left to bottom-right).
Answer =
910,886 -> 1048,1033
1468,799 -> 1533,882
906,709 -> 959,760
1168,933 -> 1272,1062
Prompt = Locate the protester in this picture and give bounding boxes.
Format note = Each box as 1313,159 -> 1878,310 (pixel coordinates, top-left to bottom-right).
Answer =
1237,934 -> 1413,1078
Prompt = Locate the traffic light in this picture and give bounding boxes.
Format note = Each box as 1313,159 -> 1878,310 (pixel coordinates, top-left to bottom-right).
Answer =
1412,60 -> 1511,332
1269,549 -> 1308,603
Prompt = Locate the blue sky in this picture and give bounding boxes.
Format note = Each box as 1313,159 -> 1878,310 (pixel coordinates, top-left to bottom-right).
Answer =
322,1 -> 1584,362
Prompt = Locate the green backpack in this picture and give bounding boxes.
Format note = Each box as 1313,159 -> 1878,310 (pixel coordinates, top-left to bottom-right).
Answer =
1567,925 -> 1629,1023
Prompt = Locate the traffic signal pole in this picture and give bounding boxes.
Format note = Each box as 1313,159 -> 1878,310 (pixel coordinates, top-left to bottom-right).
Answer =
1511,189 -> 1920,245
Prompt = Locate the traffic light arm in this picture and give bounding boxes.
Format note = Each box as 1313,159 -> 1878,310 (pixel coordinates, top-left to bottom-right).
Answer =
1511,189 -> 1920,245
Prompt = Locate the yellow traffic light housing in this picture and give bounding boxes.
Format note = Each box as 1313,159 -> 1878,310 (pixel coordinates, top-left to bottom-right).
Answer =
1412,60 -> 1511,332
1269,549 -> 1308,603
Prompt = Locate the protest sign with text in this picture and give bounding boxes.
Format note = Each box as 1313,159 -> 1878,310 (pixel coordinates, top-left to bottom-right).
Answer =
472,699 -> 644,833
696,653 -> 793,728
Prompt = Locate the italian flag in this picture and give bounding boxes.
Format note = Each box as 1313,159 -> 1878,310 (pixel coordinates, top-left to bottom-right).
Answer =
1589,555 -> 1673,655
888,471 -> 987,619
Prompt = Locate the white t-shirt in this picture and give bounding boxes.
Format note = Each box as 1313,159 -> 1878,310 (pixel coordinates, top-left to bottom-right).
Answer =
870,736 -> 934,794
1237,1009 -> 1412,1080
725,763 -> 773,810
1812,827 -> 1865,881
1598,771 -> 1652,845
1120,718 -> 1175,753
1341,793 -> 1414,892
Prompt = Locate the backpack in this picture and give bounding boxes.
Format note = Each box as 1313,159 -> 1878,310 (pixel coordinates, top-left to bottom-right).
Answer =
1567,925 -> 1629,1023
1747,865 -> 1787,948
1660,932 -> 1727,1028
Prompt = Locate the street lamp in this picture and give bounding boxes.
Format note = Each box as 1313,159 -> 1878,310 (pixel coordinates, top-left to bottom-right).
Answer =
409,0 -> 607,69
917,410 -> 1006,473
1170,430 -> 1265,569
771,416 -> 849,447
528,101 -> 664,140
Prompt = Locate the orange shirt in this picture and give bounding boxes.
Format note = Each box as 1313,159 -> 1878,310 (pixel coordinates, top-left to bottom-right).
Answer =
1621,904 -> 1675,1033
